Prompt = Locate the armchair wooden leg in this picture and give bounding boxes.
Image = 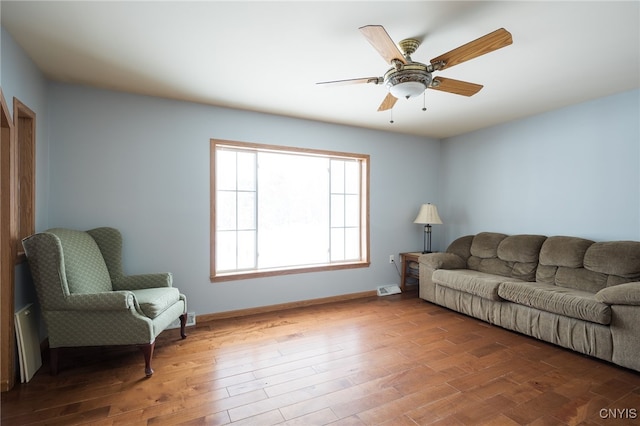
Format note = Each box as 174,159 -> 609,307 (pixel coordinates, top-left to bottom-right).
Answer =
179,313 -> 188,339
49,347 -> 60,375
140,342 -> 155,377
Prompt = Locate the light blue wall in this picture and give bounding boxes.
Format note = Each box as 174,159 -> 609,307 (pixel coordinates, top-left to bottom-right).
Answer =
440,89 -> 640,244
1,27 -> 50,314
1,27 -> 49,233
4,22 -> 640,319
46,83 -> 441,315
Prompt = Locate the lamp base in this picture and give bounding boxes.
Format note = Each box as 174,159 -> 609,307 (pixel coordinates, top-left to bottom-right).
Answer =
422,224 -> 433,254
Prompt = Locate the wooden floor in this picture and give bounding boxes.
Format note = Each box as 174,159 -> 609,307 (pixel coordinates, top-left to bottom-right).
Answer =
2,291 -> 640,425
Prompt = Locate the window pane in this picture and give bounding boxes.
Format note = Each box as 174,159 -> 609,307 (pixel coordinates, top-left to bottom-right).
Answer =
344,161 -> 360,194
345,227 -> 360,260
345,194 -> 359,227
331,228 -> 345,262
257,152 -> 330,268
330,159 -> 344,193
216,150 -> 236,191
216,230 -> 236,271
259,226 -> 329,268
331,194 -> 344,227
216,191 -> 236,230
237,151 -> 256,191
237,230 -> 256,269
237,191 -> 256,230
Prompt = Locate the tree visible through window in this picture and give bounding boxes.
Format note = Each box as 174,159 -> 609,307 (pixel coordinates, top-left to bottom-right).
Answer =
211,140 -> 369,281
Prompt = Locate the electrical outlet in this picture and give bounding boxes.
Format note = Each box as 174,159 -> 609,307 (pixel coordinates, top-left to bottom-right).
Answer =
389,254 -> 395,263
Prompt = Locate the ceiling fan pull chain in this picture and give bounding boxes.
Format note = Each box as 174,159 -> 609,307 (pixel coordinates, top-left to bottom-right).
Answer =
422,92 -> 427,111
389,108 -> 394,124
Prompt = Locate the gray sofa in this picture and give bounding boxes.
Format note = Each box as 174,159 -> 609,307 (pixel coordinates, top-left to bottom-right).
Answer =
418,232 -> 640,372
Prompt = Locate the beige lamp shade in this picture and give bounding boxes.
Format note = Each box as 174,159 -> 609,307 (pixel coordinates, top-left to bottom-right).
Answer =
413,203 -> 443,225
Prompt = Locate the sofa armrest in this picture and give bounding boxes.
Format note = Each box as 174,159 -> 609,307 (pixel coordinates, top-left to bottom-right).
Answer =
63,291 -> 135,311
113,272 -> 173,290
595,282 -> 640,305
419,252 -> 466,270
418,253 -> 465,303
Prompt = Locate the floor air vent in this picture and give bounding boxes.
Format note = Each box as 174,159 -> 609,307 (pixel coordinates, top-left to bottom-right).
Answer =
168,312 -> 196,329
377,285 -> 402,296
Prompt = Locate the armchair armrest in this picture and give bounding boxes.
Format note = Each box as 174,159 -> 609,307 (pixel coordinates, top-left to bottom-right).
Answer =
113,272 -> 173,290
62,291 -> 135,311
595,282 -> 640,306
419,252 -> 466,270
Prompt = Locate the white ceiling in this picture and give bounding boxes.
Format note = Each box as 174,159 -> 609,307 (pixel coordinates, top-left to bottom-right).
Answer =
2,1 -> 639,139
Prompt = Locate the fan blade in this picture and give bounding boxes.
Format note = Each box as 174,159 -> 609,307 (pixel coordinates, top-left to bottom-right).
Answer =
316,77 -> 382,86
430,28 -> 512,71
359,25 -> 407,65
430,77 -> 483,96
377,92 -> 398,111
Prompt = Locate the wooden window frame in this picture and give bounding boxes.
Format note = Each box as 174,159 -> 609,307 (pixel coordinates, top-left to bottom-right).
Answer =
210,139 -> 370,282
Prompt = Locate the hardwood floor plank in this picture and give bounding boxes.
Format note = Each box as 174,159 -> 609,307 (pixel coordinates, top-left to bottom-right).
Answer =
2,291 -> 639,426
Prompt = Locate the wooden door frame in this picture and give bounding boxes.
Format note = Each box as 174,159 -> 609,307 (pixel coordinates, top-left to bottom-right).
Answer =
0,93 -> 36,392
1,87 -> 17,392
14,98 -> 36,259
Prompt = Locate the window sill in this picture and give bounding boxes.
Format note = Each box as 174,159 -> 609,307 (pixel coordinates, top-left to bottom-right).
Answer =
211,261 -> 370,282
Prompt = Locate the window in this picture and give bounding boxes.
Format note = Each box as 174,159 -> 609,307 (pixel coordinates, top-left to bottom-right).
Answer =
211,139 -> 369,281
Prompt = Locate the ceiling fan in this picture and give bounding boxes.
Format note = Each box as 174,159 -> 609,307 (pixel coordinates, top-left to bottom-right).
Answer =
317,25 -> 513,112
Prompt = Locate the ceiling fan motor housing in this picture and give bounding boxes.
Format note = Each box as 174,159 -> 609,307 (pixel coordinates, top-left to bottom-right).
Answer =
384,62 -> 432,99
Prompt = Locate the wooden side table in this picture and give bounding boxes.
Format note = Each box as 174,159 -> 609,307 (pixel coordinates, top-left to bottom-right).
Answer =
399,252 -> 422,292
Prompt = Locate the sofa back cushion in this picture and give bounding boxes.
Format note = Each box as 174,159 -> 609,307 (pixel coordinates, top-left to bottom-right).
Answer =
467,232 -> 509,275
537,236 -> 608,293
497,234 -> 547,281
539,236 -> 593,268
466,232 -> 545,281
584,241 -> 640,286
446,234 -> 474,262
452,232 -> 640,293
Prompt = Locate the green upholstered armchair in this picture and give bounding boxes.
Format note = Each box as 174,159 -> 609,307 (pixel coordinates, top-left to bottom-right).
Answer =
22,227 -> 187,377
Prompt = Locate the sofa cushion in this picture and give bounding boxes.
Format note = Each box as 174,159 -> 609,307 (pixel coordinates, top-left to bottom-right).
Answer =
466,233 -> 546,281
467,233 -> 510,277
498,281 -> 611,325
131,287 -> 181,319
497,234 -> 547,264
470,232 -> 507,258
497,234 -> 547,281
555,267 -> 607,293
539,236 -> 594,268
584,241 -> 640,280
447,235 -> 474,262
468,257 -> 513,277
433,269 -> 518,301
536,236 -> 608,292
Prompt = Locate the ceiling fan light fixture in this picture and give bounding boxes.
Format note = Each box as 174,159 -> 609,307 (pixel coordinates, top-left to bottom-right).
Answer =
390,81 -> 427,99
384,62 -> 432,100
